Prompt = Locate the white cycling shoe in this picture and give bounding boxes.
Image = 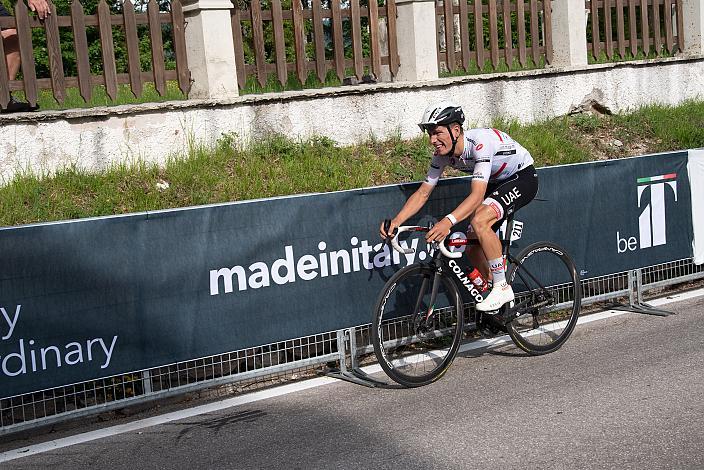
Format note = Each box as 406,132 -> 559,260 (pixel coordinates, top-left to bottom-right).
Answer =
476,281 -> 515,312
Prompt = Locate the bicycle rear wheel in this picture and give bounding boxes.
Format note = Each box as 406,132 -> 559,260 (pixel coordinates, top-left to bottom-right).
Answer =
371,264 -> 464,387
505,242 -> 581,355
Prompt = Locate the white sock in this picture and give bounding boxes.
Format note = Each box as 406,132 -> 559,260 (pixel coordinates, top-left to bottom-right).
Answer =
489,257 -> 506,285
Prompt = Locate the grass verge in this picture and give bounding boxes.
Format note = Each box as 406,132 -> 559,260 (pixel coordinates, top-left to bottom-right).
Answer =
1,100 -> 703,227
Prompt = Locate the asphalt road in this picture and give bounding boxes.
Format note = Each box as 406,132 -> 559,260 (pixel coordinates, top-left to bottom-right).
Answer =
2,293 -> 704,469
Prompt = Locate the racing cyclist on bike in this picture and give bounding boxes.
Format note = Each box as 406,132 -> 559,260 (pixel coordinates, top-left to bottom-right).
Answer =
380,101 -> 539,312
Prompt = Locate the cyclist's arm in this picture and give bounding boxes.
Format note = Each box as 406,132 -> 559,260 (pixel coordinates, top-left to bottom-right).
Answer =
425,179 -> 487,242
380,182 -> 435,239
450,141 -> 493,223
425,139 -> 492,242
448,178 -> 488,222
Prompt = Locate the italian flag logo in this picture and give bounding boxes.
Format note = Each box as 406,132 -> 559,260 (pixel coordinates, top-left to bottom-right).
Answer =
637,173 -> 677,184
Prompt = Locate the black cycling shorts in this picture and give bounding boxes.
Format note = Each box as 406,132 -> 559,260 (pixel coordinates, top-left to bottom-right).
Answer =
0,3 -> 10,16
483,165 -> 538,228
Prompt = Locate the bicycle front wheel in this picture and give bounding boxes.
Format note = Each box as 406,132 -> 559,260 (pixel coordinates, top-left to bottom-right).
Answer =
505,242 -> 582,355
371,264 -> 464,387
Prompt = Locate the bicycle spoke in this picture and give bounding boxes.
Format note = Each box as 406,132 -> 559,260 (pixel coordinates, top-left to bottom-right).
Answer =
372,265 -> 463,386
506,242 -> 581,355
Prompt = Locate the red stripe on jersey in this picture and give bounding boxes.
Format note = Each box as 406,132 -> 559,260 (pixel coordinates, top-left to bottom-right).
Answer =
492,128 -> 504,142
490,162 -> 507,178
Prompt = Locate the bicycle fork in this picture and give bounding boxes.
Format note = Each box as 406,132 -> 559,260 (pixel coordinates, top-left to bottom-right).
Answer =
412,272 -> 442,333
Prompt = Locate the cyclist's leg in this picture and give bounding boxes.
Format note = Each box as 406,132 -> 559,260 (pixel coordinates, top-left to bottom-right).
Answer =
470,206 -> 503,274
465,226 -> 489,280
475,166 -> 538,311
481,165 -> 539,239
466,178 -> 501,282
472,207 -> 510,311
488,165 -> 539,218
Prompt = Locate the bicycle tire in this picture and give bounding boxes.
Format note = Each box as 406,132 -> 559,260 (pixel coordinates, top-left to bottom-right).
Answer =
505,242 -> 582,355
371,263 -> 464,387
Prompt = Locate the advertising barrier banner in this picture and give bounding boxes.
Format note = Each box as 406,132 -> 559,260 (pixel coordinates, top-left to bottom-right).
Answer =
688,149 -> 704,264
0,151 -> 694,397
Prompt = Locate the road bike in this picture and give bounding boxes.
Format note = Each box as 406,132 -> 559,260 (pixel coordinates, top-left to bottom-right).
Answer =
371,215 -> 582,387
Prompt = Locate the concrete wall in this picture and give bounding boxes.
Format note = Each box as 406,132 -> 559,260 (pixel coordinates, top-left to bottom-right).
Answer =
1,56 -> 703,184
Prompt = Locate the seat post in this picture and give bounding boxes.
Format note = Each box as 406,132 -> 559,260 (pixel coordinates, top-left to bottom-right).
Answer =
502,213 -> 516,257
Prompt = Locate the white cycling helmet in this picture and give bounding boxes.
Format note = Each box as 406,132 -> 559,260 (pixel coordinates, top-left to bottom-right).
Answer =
418,100 -> 465,133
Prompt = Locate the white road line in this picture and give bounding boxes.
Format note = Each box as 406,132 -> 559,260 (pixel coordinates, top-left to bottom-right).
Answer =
2,287 -> 703,463
0,377 -> 339,463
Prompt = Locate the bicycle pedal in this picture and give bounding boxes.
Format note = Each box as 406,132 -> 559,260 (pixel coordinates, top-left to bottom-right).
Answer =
499,301 -> 519,322
478,326 -> 497,338
478,312 -> 508,336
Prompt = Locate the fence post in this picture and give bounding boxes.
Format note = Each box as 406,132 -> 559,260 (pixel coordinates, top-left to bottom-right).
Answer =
548,0 -> 588,67
378,18 -> 392,82
181,0 -> 239,99
394,0 -> 439,82
681,0 -> 704,55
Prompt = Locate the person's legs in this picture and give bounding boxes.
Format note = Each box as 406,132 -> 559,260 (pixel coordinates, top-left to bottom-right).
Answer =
473,205 -> 513,311
0,2 -> 19,80
1,29 -> 21,80
0,4 -> 35,112
475,167 -> 538,311
472,165 -> 538,312
0,10 -> 38,113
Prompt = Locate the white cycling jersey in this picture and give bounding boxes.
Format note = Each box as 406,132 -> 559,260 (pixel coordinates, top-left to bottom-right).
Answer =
424,128 -> 534,186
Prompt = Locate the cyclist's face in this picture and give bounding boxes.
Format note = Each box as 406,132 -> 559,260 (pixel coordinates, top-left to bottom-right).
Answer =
427,125 -> 457,156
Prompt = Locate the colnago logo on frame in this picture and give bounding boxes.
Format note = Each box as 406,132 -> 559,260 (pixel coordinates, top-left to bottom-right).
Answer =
617,173 -> 678,253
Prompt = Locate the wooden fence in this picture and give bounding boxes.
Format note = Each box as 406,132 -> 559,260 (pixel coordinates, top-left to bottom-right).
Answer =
436,0 -> 553,74
586,0 -> 684,60
0,0 -> 190,110
231,0 -> 399,90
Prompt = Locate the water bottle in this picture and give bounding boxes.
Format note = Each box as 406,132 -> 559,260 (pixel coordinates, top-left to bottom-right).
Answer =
468,268 -> 488,292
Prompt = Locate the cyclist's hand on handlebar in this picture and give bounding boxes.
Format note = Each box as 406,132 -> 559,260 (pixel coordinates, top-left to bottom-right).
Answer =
426,217 -> 452,243
379,219 -> 399,240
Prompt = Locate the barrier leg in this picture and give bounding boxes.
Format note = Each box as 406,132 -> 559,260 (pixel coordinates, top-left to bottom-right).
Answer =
322,328 -> 388,387
142,370 -> 153,394
610,270 -> 673,316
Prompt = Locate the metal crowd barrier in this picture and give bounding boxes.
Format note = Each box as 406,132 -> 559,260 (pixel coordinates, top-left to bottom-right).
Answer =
1,257 -> 702,435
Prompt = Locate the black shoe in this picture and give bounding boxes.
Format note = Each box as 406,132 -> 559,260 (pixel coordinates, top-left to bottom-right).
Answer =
1,96 -> 39,113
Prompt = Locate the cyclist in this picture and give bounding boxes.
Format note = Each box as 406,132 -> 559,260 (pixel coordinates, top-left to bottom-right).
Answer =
380,101 -> 538,312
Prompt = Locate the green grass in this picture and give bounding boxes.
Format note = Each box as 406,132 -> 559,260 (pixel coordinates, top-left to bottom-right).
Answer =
25,68 -> 371,110
1,100 -> 703,227
439,55 -> 547,78
26,81 -> 188,111
23,47 -> 670,110
490,117 -> 592,166
239,70 -> 346,95
611,100 -> 704,151
587,48 -> 676,65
